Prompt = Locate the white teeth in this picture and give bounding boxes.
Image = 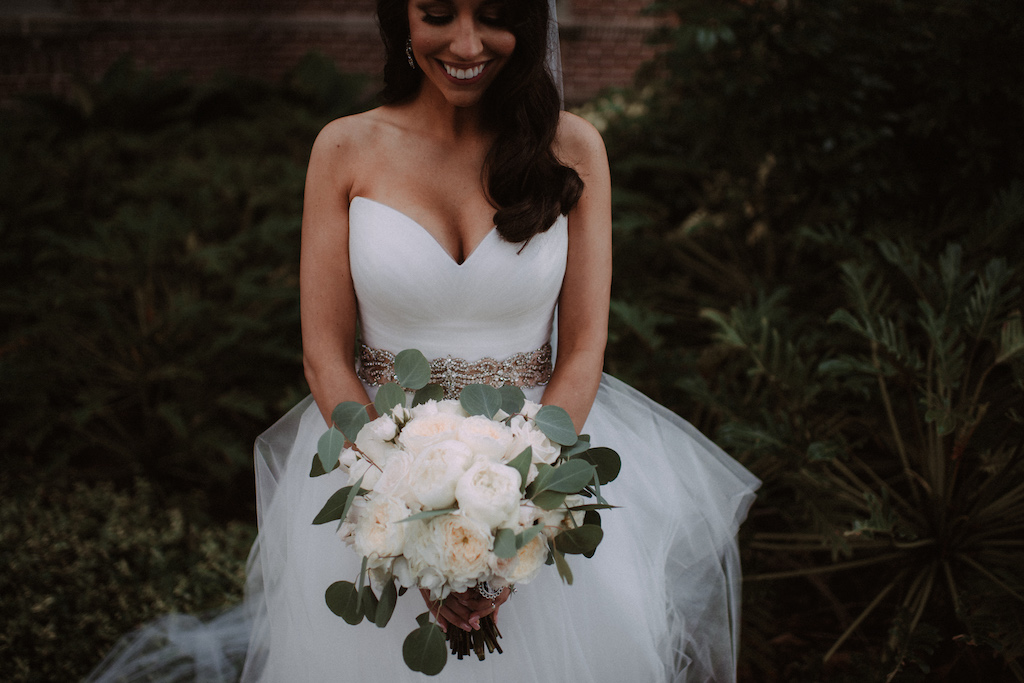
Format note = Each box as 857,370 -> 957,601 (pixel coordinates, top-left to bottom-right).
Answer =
444,64 -> 485,80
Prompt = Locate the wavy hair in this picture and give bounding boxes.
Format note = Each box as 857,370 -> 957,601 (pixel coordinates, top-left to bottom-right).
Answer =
376,0 -> 584,243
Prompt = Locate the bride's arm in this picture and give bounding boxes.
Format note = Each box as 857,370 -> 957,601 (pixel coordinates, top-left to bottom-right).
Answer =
300,119 -> 373,426
542,113 -> 613,432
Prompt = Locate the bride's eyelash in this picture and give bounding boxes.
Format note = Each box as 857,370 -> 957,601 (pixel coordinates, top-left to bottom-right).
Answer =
420,13 -> 452,26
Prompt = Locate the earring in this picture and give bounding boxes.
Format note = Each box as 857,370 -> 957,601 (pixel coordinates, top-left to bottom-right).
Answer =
405,37 -> 416,69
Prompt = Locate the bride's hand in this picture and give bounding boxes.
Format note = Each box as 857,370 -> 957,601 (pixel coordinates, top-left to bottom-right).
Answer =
419,587 -> 511,633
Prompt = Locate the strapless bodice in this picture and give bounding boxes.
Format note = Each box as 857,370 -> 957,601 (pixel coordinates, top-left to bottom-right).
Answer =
348,196 -> 568,361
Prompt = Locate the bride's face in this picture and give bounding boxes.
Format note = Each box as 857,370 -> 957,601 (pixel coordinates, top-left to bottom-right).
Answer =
407,0 -> 516,108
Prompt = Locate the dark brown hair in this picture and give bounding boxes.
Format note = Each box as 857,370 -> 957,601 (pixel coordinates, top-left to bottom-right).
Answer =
376,0 -> 584,243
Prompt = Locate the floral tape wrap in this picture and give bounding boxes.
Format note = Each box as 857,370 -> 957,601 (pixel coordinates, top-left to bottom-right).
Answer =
358,343 -> 553,399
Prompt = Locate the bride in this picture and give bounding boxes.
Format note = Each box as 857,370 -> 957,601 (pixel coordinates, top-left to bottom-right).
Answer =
87,0 -> 758,681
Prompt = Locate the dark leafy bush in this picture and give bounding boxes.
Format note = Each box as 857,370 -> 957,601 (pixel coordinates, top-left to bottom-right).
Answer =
0,56 -> 371,512
594,0 -> 1024,679
0,476 -> 255,682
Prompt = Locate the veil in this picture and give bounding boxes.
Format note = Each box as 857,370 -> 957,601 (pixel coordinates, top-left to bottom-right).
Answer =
546,0 -> 564,106
82,5 -> 568,682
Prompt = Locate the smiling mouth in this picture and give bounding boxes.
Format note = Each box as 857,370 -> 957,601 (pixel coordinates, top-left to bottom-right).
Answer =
441,61 -> 489,82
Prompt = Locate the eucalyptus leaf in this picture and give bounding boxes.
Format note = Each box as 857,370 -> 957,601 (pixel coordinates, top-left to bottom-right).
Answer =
534,405 -> 578,446
584,509 -> 602,528
334,475 -> 366,533
374,383 -> 407,417
552,548 -> 574,585
507,446 -> 532,494
412,384 -> 444,407
374,581 -> 398,628
499,384 -> 526,415
531,459 -> 596,494
574,446 -> 621,484
359,584 -> 378,622
316,427 -> 346,474
403,623 -> 447,676
313,486 -> 355,525
532,489 -> 567,510
560,434 -> 592,459
399,508 -> 457,523
568,503 -> 617,512
332,401 -> 369,443
395,349 -> 431,390
555,524 -> 604,555
515,524 -> 544,549
325,581 -> 363,625
493,528 -> 517,559
460,384 -> 502,418
309,452 -> 338,478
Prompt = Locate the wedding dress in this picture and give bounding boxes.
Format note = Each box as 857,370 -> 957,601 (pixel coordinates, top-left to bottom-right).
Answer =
239,197 -> 760,682
86,196 -> 758,682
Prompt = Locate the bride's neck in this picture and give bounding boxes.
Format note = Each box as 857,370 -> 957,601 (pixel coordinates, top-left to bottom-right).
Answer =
407,88 -> 491,142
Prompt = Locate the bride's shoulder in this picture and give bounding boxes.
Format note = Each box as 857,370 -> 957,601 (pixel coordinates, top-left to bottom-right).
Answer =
554,111 -> 609,173
310,107 -> 397,159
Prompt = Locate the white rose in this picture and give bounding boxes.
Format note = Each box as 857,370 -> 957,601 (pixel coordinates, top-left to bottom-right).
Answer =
373,451 -> 421,510
457,415 -> 514,462
339,447 -> 385,490
407,440 -> 473,509
538,494 -> 586,537
410,399 -> 467,419
493,534 -> 547,585
399,412 -> 465,455
507,415 -> 560,465
520,400 -> 542,420
365,414 -> 399,442
353,495 -> 411,569
454,461 -> 522,529
417,513 -> 495,596
400,523 -> 450,597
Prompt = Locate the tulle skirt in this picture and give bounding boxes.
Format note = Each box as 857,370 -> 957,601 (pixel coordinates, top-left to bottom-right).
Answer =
242,374 -> 758,683
85,374 -> 758,683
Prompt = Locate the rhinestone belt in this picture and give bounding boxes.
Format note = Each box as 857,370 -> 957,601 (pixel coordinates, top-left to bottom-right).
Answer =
358,343 -> 553,399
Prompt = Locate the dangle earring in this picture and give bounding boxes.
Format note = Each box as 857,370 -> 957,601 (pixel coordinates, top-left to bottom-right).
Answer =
405,37 -> 416,69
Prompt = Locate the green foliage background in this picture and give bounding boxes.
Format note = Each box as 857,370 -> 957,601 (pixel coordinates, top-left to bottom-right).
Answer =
2,0 -> 1023,680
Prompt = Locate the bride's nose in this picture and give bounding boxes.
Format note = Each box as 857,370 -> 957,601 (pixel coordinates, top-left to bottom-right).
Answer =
449,18 -> 484,59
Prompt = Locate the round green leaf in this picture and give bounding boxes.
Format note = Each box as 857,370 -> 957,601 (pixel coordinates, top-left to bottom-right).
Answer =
374,383 -> 407,417
374,581 -> 398,628
412,384 -> 444,407
532,459 -> 596,494
507,446 -> 532,494
312,485 -> 354,525
316,426 -> 345,473
499,384 -> 526,415
555,524 -> 604,555
531,489 -> 567,510
460,384 -> 502,418
493,528 -> 517,559
534,405 -> 578,446
325,581 -> 363,625
332,401 -> 369,443
574,447 -> 621,484
403,623 -> 447,675
395,349 -> 431,390
359,585 -> 378,622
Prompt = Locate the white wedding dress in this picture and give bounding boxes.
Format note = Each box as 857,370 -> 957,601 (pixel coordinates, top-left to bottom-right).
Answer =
86,197 -> 759,683
241,197 -> 759,682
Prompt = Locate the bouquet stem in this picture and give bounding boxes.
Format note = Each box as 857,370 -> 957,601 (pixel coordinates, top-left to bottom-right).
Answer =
447,616 -> 503,660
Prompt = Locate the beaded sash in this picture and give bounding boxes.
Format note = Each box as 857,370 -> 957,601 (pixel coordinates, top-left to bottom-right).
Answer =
358,343 -> 553,399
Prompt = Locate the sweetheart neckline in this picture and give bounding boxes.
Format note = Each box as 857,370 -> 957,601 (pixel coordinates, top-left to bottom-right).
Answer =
351,196 -> 498,267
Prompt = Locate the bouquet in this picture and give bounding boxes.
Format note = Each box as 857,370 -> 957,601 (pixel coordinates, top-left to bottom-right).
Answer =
310,349 -> 620,675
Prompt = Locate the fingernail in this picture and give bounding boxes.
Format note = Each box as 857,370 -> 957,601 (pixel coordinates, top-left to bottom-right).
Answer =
470,617 -> 480,630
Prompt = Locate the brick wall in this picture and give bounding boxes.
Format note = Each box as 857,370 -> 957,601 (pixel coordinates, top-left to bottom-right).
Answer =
0,0 -> 662,105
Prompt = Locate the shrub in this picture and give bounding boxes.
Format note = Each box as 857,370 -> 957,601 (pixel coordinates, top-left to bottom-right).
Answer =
0,476 -> 254,682
0,56 -> 371,510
